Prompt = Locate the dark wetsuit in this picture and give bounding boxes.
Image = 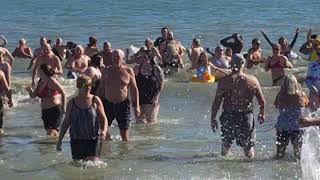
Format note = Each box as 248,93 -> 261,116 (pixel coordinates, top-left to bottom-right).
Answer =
220,36 -> 243,53
154,37 -> 165,48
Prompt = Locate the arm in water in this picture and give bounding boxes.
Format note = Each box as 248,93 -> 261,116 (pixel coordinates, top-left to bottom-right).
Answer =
211,81 -> 224,132
56,100 -> 72,151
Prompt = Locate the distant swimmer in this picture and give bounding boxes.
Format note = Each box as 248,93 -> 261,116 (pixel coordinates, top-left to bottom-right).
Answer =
0,68 -> 13,135
84,54 -> 103,95
261,28 -> 299,59
274,75 -> 309,160
211,54 -> 265,159
32,44 -> 63,86
159,31 -> 184,74
264,43 -> 293,86
305,53 -> 320,112
97,49 -> 140,141
53,38 -> 67,60
100,41 -> 113,67
57,76 -> 108,161
220,33 -> 244,54
26,64 -> 66,137
129,38 -> 162,64
299,29 -> 320,61
65,45 -> 90,79
12,38 -> 33,59
208,45 -> 230,69
154,27 -> 169,48
133,42 -> 164,123
85,36 -> 100,57
28,37 -> 48,70
246,38 -> 265,69
189,38 -> 204,69
188,52 -> 229,80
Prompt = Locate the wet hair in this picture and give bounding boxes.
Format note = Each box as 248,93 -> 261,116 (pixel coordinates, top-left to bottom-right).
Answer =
47,39 -> 53,46
198,52 -> 208,65
90,54 -> 103,68
19,38 -> 26,44
88,36 -> 98,48
279,74 -> 302,96
252,38 -> 260,44
145,38 -> 153,46
161,27 -> 168,32
76,75 -> 92,89
192,38 -> 201,46
311,34 -> 318,39
40,64 -> 55,77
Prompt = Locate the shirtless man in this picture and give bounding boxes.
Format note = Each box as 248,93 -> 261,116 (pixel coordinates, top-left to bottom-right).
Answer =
246,38 -> 265,69
85,36 -> 100,57
99,41 -> 113,67
189,38 -> 203,69
211,54 -> 265,159
0,46 -> 14,67
0,69 -> 13,135
12,38 -> 33,59
159,31 -> 184,74
53,38 -> 66,60
28,37 -> 48,70
32,44 -> 63,86
154,27 -> 168,48
220,33 -> 244,54
97,49 -> 140,141
265,43 -> 293,86
65,45 -> 90,79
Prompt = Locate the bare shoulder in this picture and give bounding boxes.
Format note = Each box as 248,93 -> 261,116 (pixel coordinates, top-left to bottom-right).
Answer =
124,65 -> 134,74
93,95 -> 103,106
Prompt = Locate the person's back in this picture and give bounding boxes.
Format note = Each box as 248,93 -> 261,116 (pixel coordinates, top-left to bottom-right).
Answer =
219,73 -> 259,111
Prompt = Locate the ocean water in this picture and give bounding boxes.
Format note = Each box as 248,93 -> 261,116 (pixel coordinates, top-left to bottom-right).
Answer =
0,0 -> 320,179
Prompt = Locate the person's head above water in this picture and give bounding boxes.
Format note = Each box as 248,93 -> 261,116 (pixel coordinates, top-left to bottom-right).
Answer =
279,74 -> 302,96
145,38 -> 153,48
103,41 -> 112,51
215,45 -> 224,57
161,27 -> 169,39
112,49 -> 124,66
278,36 -> 288,47
76,75 -> 92,91
230,53 -> 245,72
192,38 -> 201,47
88,36 -> 98,48
252,38 -> 261,50
167,31 -> 174,41
56,38 -> 63,46
75,45 -> 84,56
19,38 -> 26,47
198,51 -> 208,66
272,43 -> 281,55
90,54 -> 103,68
40,37 -> 47,46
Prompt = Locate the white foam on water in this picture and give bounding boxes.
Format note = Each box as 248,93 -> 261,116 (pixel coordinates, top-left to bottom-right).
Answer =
73,159 -> 108,169
301,127 -> 320,180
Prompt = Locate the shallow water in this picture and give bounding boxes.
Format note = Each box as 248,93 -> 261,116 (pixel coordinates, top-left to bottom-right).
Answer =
0,0 -> 320,179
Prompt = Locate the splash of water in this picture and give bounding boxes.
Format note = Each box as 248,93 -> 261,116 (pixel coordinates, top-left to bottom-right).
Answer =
301,127 -> 320,180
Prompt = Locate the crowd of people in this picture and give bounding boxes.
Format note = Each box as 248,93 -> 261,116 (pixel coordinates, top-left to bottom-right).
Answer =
0,27 -> 320,161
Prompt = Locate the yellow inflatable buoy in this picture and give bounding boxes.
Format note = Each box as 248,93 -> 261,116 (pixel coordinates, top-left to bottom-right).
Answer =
191,73 -> 215,83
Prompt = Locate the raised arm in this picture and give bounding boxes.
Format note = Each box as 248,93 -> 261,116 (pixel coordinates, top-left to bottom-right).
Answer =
260,30 -> 273,47
289,28 -> 299,49
56,100 -> 72,151
220,36 -> 234,48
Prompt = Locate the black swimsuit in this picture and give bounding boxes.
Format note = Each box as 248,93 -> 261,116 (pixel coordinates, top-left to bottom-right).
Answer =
136,63 -> 160,105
